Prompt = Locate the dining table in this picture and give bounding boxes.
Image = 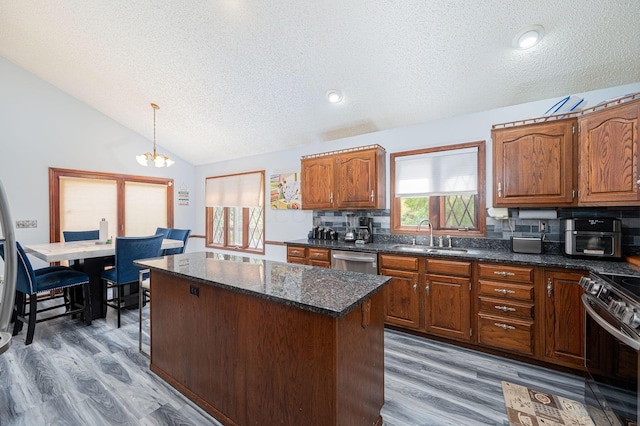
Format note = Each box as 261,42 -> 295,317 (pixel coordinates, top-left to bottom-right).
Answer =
23,238 -> 183,320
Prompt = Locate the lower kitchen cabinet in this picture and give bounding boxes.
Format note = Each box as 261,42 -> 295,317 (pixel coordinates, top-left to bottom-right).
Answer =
476,263 -> 536,357
287,245 -> 307,265
542,269 -> 587,369
424,258 -> 472,342
286,245 -> 331,268
379,254 -> 420,330
308,247 -> 331,268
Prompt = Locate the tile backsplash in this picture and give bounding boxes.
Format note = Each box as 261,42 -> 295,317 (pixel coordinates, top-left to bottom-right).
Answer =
312,206 -> 640,254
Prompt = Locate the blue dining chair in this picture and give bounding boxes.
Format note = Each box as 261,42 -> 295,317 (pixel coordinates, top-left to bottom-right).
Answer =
63,230 -> 99,242
101,234 -> 163,328
154,227 -> 171,239
163,228 -> 191,255
0,241 -> 92,345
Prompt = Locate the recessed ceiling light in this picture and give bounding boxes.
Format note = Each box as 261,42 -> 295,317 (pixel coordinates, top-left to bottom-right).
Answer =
326,90 -> 344,104
512,25 -> 544,50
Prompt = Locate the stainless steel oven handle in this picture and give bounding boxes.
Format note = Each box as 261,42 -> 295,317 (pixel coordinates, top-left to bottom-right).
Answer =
582,294 -> 640,351
331,254 -> 377,263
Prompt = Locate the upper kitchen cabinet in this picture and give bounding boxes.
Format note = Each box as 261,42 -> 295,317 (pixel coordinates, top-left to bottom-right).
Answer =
300,155 -> 335,209
578,98 -> 640,206
491,92 -> 640,208
301,145 -> 386,210
492,118 -> 577,207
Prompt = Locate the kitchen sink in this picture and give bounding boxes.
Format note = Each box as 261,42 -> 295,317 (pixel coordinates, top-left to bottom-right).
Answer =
390,245 -> 467,255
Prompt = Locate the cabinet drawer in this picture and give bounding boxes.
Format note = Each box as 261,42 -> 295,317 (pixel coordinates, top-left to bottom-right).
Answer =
478,297 -> 534,319
308,259 -> 330,268
478,263 -> 534,283
477,314 -> 534,356
478,280 -> 534,301
308,248 -> 330,262
426,258 -> 471,277
287,246 -> 307,259
379,254 -> 419,272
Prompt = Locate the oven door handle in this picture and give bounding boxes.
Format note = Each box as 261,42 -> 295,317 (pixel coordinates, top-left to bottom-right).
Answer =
582,294 -> 640,351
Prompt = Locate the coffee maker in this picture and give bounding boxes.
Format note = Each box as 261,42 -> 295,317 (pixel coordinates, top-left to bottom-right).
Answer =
357,217 -> 374,243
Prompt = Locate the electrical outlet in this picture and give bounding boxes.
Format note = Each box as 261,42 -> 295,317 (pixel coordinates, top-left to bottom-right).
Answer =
189,285 -> 199,297
15,220 -> 37,228
539,221 -> 547,233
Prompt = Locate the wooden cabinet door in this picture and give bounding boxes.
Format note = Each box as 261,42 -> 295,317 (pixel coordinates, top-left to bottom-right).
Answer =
493,119 -> 577,206
543,269 -> 587,369
578,101 -> 640,205
424,273 -> 471,342
380,268 -> 420,330
335,149 -> 382,209
301,156 -> 335,209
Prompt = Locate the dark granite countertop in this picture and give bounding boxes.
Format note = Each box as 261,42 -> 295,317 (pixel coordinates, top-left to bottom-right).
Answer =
135,251 -> 391,318
285,239 -> 640,277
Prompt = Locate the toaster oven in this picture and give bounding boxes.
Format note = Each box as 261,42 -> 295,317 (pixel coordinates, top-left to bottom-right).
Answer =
562,218 -> 622,259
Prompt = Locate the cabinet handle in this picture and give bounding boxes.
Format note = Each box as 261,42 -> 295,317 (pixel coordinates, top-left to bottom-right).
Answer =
547,278 -> 553,297
494,322 -> 516,330
370,190 -> 374,202
494,288 -> 516,295
493,271 -> 515,277
314,253 -> 323,257
425,280 -> 430,296
329,192 -> 333,203
413,282 -> 417,294
291,250 -> 300,255
494,305 -> 516,312
497,182 -> 502,198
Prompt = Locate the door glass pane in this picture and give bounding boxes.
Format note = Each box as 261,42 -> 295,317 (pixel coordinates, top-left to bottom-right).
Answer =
60,177 -> 118,240
124,181 -> 168,236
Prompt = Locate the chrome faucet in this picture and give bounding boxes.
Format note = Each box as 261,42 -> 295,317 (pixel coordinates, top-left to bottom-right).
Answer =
417,219 -> 434,247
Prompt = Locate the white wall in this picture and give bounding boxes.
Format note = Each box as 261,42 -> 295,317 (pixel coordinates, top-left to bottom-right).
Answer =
0,56 -> 196,268
194,82 -> 640,261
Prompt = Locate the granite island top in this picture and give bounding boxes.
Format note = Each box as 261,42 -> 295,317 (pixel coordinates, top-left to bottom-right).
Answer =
135,251 -> 390,318
285,239 -> 640,278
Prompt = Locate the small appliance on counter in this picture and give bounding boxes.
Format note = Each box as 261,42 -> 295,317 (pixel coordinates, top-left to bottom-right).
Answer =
356,217 -> 374,244
344,213 -> 358,242
562,218 -> 622,259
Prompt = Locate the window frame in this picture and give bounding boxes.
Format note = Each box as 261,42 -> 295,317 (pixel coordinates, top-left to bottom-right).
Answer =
49,168 -> 174,243
390,141 -> 486,237
205,170 -> 265,255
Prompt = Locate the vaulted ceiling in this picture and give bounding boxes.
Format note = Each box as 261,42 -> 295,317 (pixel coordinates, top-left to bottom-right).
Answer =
1,1 -> 639,165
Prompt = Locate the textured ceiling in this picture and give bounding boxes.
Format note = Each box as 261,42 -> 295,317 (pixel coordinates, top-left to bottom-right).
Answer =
1,1 -> 639,165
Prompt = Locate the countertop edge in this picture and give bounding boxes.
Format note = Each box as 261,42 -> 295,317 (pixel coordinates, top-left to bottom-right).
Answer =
135,258 -> 391,318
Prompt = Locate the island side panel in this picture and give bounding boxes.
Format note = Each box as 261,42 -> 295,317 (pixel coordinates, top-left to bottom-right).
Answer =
149,270 -> 385,425
336,290 -> 385,426
150,271 -> 244,424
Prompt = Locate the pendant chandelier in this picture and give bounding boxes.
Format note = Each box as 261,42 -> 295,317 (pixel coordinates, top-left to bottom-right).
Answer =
136,103 -> 174,167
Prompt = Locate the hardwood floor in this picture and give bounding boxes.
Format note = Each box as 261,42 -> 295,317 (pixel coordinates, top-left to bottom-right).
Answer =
0,304 -> 587,425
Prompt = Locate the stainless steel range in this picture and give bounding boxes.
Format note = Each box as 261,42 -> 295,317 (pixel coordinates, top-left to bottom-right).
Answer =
579,272 -> 640,425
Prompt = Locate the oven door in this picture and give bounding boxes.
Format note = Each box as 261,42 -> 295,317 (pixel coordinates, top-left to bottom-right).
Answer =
583,294 -> 639,426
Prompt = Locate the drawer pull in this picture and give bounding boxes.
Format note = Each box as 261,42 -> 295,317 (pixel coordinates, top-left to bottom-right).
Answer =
494,288 -> 516,295
494,271 -> 516,277
291,250 -> 301,255
494,305 -> 516,312
494,322 -> 516,330
313,253 -> 323,257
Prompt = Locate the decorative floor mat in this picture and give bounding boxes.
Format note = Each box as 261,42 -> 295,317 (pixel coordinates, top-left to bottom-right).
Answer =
502,381 -> 595,426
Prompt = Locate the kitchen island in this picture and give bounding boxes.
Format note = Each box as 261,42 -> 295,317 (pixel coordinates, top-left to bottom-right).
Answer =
135,252 -> 391,426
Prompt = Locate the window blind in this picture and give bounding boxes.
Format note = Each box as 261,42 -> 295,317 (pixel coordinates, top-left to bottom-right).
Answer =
205,171 -> 264,207
395,147 -> 478,197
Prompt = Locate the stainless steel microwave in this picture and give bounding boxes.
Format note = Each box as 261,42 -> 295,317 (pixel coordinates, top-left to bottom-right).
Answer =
563,218 -> 622,259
